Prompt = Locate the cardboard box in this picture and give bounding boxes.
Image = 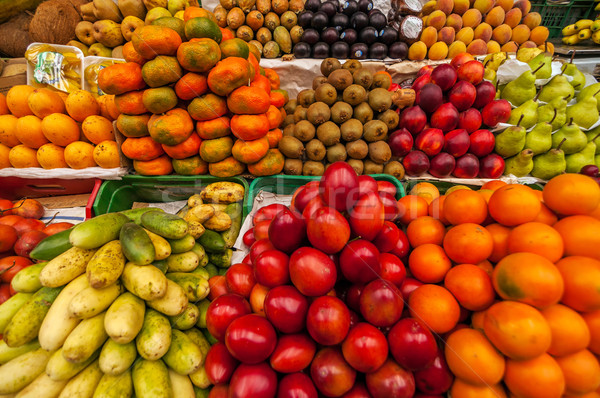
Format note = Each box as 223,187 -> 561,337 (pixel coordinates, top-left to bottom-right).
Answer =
0,58 -> 27,94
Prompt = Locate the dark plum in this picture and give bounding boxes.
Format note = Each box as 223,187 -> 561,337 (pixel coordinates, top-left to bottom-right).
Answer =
350,11 -> 369,31
305,0 -> 321,12
298,11 -> 314,28
340,28 -> 357,45
331,41 -> 350,58
302,29 -> 320,45
313,42 -> 330,58
388,42 -> 408,59
369,12 -> 387,31
294,42 -> 311,58
342,0 -> 359,16
322,27 -> 340,44
350,43 -> 368,59
358,0 -> 373,13
332,13 -> 349,30
358,26 -> 378,44
369,42 -> 388,59
311,11 -> 329,31
320,1 -> 338,18
379,26 -> 397,45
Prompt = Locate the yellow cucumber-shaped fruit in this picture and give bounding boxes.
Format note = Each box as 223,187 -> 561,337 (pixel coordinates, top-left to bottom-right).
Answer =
167,272 -> 209,302
562,24 -> 578,36
62,312 -> 108,364
221,203 -> 242,248
38,274 -> 88,351
121,262 -> 168,301
167,234 -> 196,254
141,211 -> 188,240
92,368 -> 133,398
188,364 -> 211,389
132,358 -> 173,398
593,30 -> 600,43
40,246 -> 97,288
86,240 -> 126,289
0,292 -> 33,334
579,28 -> 592,39
46,347 -> 99,381
120,222 -> 155,265
136,308 -> 172,361
166,251 -> 200,272
147,279 -> 189,317
14,372 -> 68,398
4,286 -> 63,347
0,339 -> 40,365
69,282 -> 123,319
99,339 -> 137,376
200,182 -> 245,204
196,299 -> 210,329
144,228 -> 171,260
169,370 -> 195,398
0,348 -> 53,395
10,262 -> 45,293
168,302 -> 200,330
183,204 -> 214,224
104,292 -> 145,344
162,329 -> 204,375
191,243 -> 208,267
70,213 -> 130,249
120,207 -> 164,225
575,19 -> 594,30
58,360 -> 103,398
184,328 -> 211,357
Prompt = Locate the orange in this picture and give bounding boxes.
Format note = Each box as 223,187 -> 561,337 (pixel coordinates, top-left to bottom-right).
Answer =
27,88 -> 66,119
231,136 -> 269,164
231,113 -> 269,141
207,57 -> 252,96
428,195 -> 449,224
134,155 -> 173,176
116,114 -> 150,138
484,223 -> 511,263
471,309 -> 488,331
15,116 -> 48,149
177,39 -> 221,73
250,75 -> 272,95
532,190 -> 558,225
443,223 -> 493,264
556,349 -> 600,395
148,108 -> 195,146
264,68 -> 280,89
481,180 -> 507,191
64,141 -> 96,169
6,85 -> 35,117
449,379 -> 507,398
408,284 -> 460,334
583,310 -> 600,355
9,145 -> 40,168
542,304 -> 591,357
175,72 -> 209,100
553,215 -> 600,260
188,93 -> 228,121
477,260 -> 494,277
114,90 -> 148,115
196,116 -> 231,140
483,301 -> 552,360
208,155 -> 246,177
543,173 -> 600,216
0,93 -> 8,115
270,91 -> 286,108
493,252 -> 563,308
141,86 -> 178,114
408,182 -> 440,204
172,156 -> 208,175
122,41 -> 147,65
0,144 -> 10,168
406,216 -> 446,247
444,328 -> 505,386
98,94 -> 120,121
488,184 -> 541,226
266,105 -> 283,130
397,195 -> 429,225
121,136 -> 165,161
443,189 -> 488,225
82,115 -> 115,145
41,114 -> 80,146
247,148 -> 284,176
265,128 -> 282,148
36,143 -> 67,169
162,132 -> 202,160
0,115 -> 20,148
504,353 -> 565,398
183,6 -> 216,22
65,90 -> 100,122
93,141 -> 120,168
506,221 -> 563,262
131,25 -> 182,60
444,264 -> 495,311
227,86 -> 271,115
408,243 -> 452,283
556,256 -> 600,312
98,62 -> 146,96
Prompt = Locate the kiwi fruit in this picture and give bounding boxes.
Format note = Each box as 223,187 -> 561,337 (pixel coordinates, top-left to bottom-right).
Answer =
364,159 -> 384,174
368,141 -> 392,164
313,76 -> 328,90
353,68 -> 373,90
347,159 -> 364,175
346,139 -> 368,159
282,114 -> 295,128
340,118 -> 363,142
320,58 -> 342,77
284,99 -> 298,115
284,158 -> 303,175
303,161 -> 325,176
297,89 -> 316,107
294,120 -> 316,142
368,88 -> 393,112
293,106 -> 307,122
283,124 -> 295,136
342,59 -> 362,74
363,120 -> 388,142
278,135 -> 305,158
331,102 -> 353,124
327,143 -> 347,163
354,102 -> 373,124
316,121 -> 341,146
327,69 -> 353,91
314,83 -> 338,106
306,102 -> 331,125
384,160 -> 405,179
342,84 -> 367,106
371,72 -> 392,90
306,139 -> 326,161
377,109 -> 399,130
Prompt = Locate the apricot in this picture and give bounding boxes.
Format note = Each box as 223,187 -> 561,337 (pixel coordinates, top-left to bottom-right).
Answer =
429,41 -> 449,60
487,40 -> 501,54
428,10 -> 447,30
467,38 -> 488,55
523,12 -> 542,29
485,6 -> 506,27
514,0 -> 531,14
473,0 -> 495,14
456,27 -> 475,44
423,0 -> 437,15
496,0 -> 514,12
448,41 -> 468,58
453,0 -> 470,14
538,41 -> 554,55
437,0 -> 454,15
504,8 -> 522,28
462,9 -> 482,28
421,26 -> 439,48
501,41 -> 519,52
474,23 -> 493,42
522,41 -> 538,48
408,41 -> 428,61
438,26 -> 456,44
511,24 -> 531,44
492,24 -> 512,44
446,13 -> 464,31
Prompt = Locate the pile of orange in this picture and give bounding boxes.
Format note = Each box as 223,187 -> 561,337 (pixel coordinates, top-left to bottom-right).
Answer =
400,174 -> 600,397
99,7 -> 287,177
0,86 -> 120,170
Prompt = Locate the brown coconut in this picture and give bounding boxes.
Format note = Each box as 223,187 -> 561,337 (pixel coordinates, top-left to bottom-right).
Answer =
0,13 -> 34,58
29,0 -> 82,45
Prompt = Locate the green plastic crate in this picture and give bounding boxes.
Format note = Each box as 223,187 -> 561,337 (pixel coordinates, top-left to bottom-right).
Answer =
531,0 -> 596,38
93,175 -> 250,220
245,174 -> 406,216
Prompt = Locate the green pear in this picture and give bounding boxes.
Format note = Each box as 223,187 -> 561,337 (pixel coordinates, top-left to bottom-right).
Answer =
525,121 -> 553,155
562,62 -> 586,90
516,48 -> 543,63
566,93 -> 600,129
117,0 -> 146,19
566,141 -> 597,173
484,68 -> 497,85
596,154 -> 600,167
505,149 -> 534,177
586,128 -> 600,154
531,138 -> 567,180
537,98 -> 568,131
552,119 -> 588,154
145,7 -> 171,24
538,75 -> 576,103
501,64 -> 545,106
508,98 -> 538,128
495,115 -> 527,158
484,52 -> 509,71
92,20 -> 124,48
167,0 -> 188,15
528,53 -> 553,79
576,82 -> 600,105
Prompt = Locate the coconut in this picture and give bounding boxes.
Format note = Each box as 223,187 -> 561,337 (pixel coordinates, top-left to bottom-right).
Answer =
29,0 -> 81,45
0,12 -> 33,58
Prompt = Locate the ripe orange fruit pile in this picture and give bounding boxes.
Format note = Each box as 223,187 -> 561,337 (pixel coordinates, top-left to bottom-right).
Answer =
0,87 -> 120,170
401,174 -> 600,397
99,8 -> 287,177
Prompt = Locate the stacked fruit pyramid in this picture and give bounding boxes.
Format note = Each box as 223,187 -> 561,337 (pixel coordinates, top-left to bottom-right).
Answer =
0,181 -> 245,397
213,0 -> 304,58
0,86 -> 120,170
99,8 -> 288,177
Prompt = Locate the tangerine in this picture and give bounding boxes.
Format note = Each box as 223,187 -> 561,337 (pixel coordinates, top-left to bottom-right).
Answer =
408,243 -> 452,283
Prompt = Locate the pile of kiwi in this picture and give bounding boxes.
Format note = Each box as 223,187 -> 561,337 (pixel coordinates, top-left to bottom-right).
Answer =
278,58 -> 405,178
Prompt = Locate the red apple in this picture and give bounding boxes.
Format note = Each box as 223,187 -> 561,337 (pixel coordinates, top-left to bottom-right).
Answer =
469,129 -> 495,157
416,83 -> 443,114
415,128 -> 444,156
443,129 -> 470,157
482,99 -> 511,127
431,64 -> 457,91
430,103 -> 459,133
448,81 -> 476,111
473,81 -> 496,109
452,153 -> 479,178
388,128 -> 414,157
457,60 -> 484,85
417,65 -> 434,78
411,74 -> 431,92
450,52 -> 475,69
402,151 -> 430,177
458,108 -> 482,133
429,153 -> 456,178
399,106 -> 428,135
479,153 -> 505,178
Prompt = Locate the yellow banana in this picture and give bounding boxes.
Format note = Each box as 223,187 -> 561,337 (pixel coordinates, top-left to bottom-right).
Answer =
562,24 -> 578,36
591,20 -> 600,31
579,28 -> 592,39
593,30 -> 600,43
575,19 -> 594,30
563,34 -> 581,45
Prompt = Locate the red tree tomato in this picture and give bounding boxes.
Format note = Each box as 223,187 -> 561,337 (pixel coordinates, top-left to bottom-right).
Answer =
379,191 -> 400,221
42,222 -> 73,236
0,283 -> 10,304
388,318 -> 438,371
277,372 -> 318,398
254,250 -> 290,288
348,191 -> 385,241
0,215 -> 23,227
269,333 -> 316,373
289,247 -> 337,297
264,285 -> 308,334
366,358 -> 415,398
225,263 -> 256,298
229,362 -> 277,398
341,382 -> 372,398
0,225 -> 17,252
14,230 -> 47,259
205,342 -> 239,385
400,277 -> 423,302
373,221 -> 401,253
249,283 -> 269,316
320,162 -> 359,212
208,384 -> 229,398
208,275 -> 229,301
206,293 -> 251,341
306,296 -> 351,346
379,253 -> 407,287
359,279 -> 404,327
253,203 -> 288,225
357,175 -> 378,197
413,349 -> 454,395
0,199 -> 14,215
291,181 -> 321,214
242,228 -> 256,247
311,347 -> 356,397
302,195 -> 326,220
268,207 -> 306,254
391,229 -> 411,259
377,181 -> 397,196
249,239 -> 275,264
253,220 -> 271,241
341,322 -> 389,373
307,207 -> 350,254
339,240 -> 381,284
345,283 -> 364,313
0,256 -> 33,283
12,218 -> 45,236
225,314 -> 277,364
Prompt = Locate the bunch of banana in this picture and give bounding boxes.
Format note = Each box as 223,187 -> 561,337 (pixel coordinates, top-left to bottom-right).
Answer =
0,181 -> 245,398
24,44 -> 83,93
562,19 -> 600,45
